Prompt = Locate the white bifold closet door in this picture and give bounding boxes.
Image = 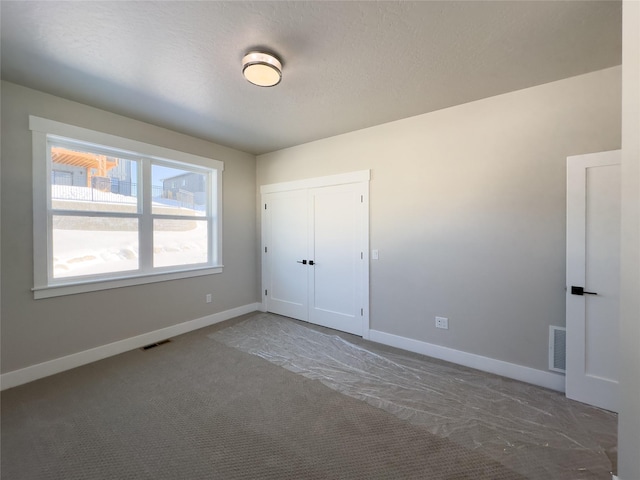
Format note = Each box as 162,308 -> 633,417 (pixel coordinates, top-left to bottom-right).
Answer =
262,172 -> 369,336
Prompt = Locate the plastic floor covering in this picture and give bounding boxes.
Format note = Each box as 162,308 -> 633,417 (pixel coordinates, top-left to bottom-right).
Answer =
210,313 -> 617,480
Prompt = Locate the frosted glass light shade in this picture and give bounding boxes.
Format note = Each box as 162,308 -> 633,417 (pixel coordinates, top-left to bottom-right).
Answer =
242,52 -> 282,87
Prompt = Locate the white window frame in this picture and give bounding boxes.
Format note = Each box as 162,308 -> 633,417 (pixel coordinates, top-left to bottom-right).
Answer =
30,116 -> 224,299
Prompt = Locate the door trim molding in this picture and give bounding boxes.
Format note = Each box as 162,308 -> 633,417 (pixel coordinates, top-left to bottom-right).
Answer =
260,170 -> 370,194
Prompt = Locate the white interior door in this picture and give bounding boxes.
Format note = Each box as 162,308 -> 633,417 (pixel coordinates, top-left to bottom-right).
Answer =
308,183 -> 366,335
262,171 -> 369,337
263,189 -> 308,321
566,150 -> 621,412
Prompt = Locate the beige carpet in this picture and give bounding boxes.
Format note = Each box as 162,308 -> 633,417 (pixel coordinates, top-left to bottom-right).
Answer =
1,313 -> 614,479
211,313 -> 618,479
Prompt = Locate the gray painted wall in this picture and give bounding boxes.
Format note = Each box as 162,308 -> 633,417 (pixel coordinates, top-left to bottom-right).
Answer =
257,67 -> 622,373
0,81 -> 259,373
618,2 -> 640,478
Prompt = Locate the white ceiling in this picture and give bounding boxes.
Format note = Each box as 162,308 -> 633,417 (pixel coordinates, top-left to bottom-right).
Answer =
1,1 -> 622,155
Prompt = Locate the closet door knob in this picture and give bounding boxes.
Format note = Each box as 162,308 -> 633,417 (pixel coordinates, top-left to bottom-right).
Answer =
571,286 -> 597,296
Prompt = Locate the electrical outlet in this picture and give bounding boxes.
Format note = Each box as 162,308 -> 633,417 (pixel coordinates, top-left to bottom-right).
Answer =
206,294 -> 212,304
435,316 -> 449,329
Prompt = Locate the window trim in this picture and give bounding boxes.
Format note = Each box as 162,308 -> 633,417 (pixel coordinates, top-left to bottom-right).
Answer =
30,116 -> 224,299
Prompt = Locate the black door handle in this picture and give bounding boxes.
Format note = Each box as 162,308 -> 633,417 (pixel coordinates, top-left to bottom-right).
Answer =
571,286 -> 598,296
308,260 -> 315,266
297,260 -> 307,265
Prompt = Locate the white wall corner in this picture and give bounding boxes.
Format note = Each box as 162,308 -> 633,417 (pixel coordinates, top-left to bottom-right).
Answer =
369,329 -> 566,392
0,302 -> 262,391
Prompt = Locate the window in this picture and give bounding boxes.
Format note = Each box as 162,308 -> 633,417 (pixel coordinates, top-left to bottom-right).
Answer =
30,116 -> 223,299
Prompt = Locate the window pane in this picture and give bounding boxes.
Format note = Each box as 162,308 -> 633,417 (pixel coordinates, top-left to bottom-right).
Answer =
50,145 -> 138,214
152,164 -> 207,217
153,219 -> 208,268
52,216 -> 138,278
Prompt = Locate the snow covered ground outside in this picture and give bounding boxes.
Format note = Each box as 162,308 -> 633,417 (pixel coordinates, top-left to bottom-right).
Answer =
52,185 -> 208,279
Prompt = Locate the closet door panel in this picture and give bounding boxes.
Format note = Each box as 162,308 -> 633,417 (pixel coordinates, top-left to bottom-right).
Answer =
309,183 -> 364,335
264,190 -> 308,321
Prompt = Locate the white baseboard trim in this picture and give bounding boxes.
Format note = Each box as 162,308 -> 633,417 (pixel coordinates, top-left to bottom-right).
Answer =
0,302 -> 261,391
611,475 -> 619,480
368,329 -> 566,393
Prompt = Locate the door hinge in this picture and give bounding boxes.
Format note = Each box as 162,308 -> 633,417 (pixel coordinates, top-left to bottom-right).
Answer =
265,246 -> 268,253
360,252 -> 363,259
264,203 -> 267,210
361,195 -> 363,203
361,308 -> 364,316
265,289 -> 268,296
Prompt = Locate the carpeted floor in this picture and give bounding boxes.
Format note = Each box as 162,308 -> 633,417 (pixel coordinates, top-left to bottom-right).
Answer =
210,313 -> 618,479
1,312 -> 616,479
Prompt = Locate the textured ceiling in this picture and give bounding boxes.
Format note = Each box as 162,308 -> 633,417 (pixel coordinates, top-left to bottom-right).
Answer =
1,1 -> 622,155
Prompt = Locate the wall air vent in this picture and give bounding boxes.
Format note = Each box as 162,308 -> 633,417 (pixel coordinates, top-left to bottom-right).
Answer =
549,326 -> 566,373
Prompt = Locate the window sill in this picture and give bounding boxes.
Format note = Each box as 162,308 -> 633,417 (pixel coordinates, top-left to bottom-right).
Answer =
32,266 -> 223,299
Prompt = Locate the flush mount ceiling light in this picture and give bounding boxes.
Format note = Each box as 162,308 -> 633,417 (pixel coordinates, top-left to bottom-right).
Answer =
242,51 -> 282,87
